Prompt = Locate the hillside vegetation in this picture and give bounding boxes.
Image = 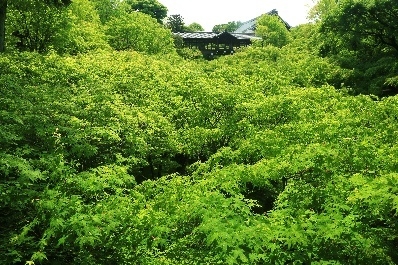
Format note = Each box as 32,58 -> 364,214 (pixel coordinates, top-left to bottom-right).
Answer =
1,0 -> 398,264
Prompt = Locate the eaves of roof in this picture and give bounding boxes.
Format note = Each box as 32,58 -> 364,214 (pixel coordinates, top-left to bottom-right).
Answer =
173,32 -> 261,40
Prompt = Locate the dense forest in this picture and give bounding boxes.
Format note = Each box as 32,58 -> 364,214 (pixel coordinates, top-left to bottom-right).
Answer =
1,0 -> 398,264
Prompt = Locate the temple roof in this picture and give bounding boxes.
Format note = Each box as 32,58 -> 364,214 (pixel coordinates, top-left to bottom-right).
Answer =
234,9 -> 291,34
174,32 -> 261,41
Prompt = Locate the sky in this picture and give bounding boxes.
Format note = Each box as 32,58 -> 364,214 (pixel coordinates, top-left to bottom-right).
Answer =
158,0 -> 317,31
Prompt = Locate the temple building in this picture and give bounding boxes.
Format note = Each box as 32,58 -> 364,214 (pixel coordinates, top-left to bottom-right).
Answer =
233,9 -> 291,35
173,9 -> 289,58
173,31 -> 260,58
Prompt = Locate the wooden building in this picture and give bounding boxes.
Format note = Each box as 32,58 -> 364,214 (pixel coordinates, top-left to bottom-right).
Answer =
173,9 -> 289,58
173,31 -> 260,57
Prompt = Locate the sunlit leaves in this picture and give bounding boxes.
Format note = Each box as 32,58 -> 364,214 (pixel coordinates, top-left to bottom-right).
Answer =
7,0 -> 70,52
2,26 -> 398,264
105,12 -> 174,54
256,14 -> 291,48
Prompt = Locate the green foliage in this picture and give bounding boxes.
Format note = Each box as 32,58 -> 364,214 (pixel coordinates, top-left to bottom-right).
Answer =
321,0 -> 398,54
5,0 -> 107,54
176,47 -> 203,60
105,12 -> 174,54
0,0 -> 7,52
185,22 -> 204,32
256,14 -> 291,48
166,18 -> 204,34
56,0 -> 110,54
2,4 -> 398,264
212,21 -> 243,33
7,0 -> 70,52
90,0 -> 130,24
166,14 -> 185,32
126,0 -> 167,23
308,0 -> 339,22
314,0 -> 398,95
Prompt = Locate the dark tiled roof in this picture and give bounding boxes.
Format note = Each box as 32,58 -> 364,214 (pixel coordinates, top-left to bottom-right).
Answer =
174,32 -> 218,39
173,32 -> 261,40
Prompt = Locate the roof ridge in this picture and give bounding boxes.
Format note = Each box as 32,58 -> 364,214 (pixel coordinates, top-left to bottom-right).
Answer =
234,10 -> 290,34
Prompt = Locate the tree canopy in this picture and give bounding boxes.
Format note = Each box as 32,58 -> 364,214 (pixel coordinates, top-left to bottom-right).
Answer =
315,0 -> 398,95
320,0 -> 398,53
105,11 -> 174,54
126,0 -> 167,23
166,14 -> 185,32
90,0 -> 130,24
185,22 -> 204,32
256,14 -> 290,48
212,21 -> 243,33
166,15 -> 204,33
0,0 -> 72,52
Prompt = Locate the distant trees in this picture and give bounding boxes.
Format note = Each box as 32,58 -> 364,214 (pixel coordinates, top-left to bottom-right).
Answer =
90,0 -> 167,25
185,22 -> 204,32
308,0 -> 338,21
126,0 -> 167,23
166,14 -> 203,33
90,0 -> 130,24
212,21 -> 243,33
166,14 -> 185,32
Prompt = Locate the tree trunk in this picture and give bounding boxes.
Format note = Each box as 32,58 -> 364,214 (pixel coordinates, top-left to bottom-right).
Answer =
0,0 -> 7,52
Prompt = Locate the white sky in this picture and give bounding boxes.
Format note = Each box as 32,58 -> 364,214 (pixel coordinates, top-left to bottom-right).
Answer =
159,0 -> 316,31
